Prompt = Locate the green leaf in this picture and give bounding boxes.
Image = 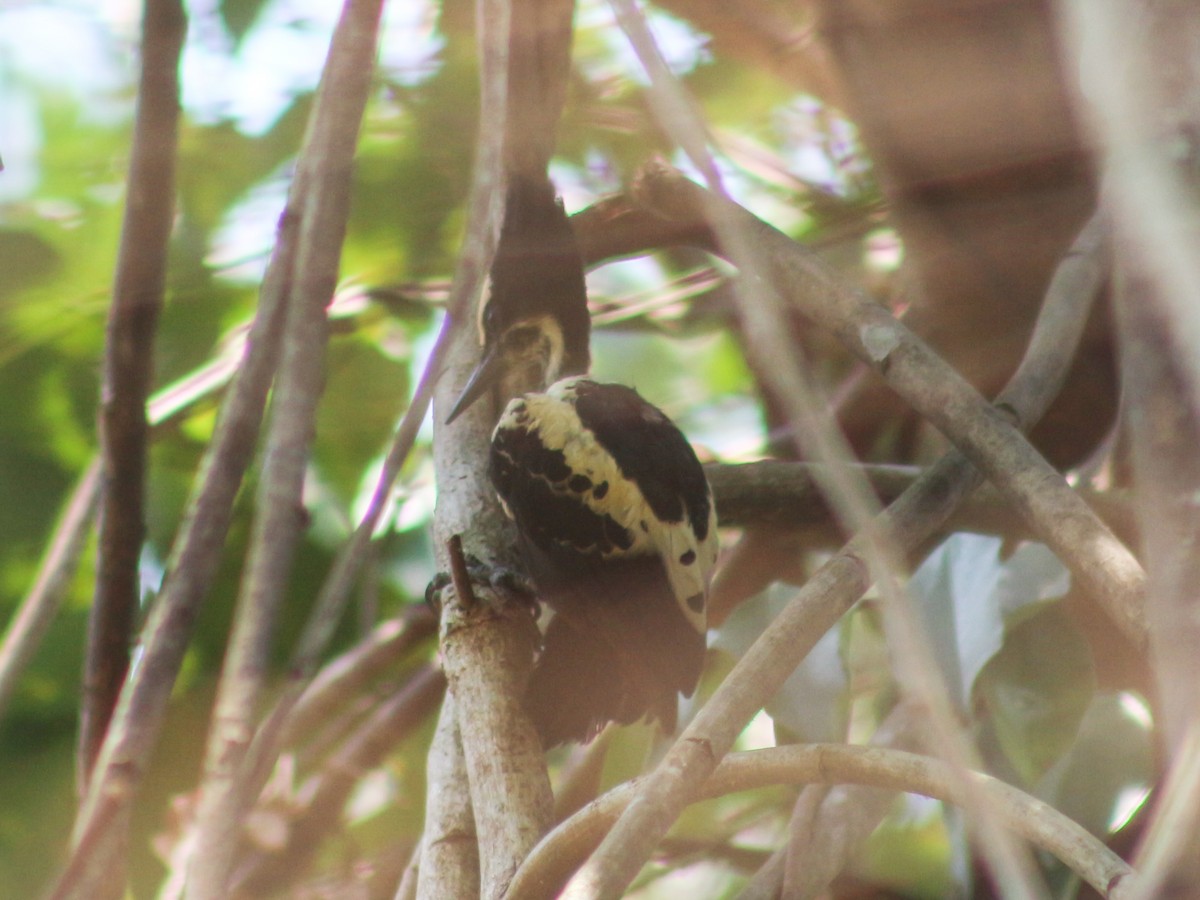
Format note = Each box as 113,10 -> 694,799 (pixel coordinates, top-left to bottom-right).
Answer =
1036,691 -> 1154,837
0,229 -> 62,302
910,534 -> 1070,710
975,605 -> 1095,785
855,796 -> 957,899
712,583 -> 848,743
313,334 -> 412,508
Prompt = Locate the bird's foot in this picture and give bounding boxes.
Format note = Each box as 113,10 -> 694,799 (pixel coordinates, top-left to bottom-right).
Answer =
426,557 -> 537,616
489,564 -> 539,619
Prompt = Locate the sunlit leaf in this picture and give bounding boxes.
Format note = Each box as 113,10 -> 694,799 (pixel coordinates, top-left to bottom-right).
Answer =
910,534 -> 1071,711
712,582 -> 849,743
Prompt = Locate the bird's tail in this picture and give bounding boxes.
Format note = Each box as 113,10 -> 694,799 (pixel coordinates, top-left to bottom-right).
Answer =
524,613 -> 678,748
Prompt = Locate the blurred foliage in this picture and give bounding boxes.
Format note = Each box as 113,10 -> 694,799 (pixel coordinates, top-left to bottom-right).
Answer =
0,0 -> 1151,897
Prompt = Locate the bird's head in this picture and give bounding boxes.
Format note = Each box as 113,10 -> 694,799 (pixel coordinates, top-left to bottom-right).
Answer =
446,176 -> 590,424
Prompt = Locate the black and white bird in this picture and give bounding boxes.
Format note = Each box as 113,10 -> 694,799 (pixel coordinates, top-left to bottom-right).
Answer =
447,176 -> 718,746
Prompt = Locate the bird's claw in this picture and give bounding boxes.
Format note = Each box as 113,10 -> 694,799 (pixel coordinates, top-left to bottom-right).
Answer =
424,572 -> 451,615
425,557 -> 537,616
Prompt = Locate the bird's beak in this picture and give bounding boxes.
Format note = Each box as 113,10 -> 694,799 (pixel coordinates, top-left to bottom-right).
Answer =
445,345 -> 504,424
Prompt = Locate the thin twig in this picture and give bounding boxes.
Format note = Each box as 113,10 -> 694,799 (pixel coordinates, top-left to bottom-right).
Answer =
780,701 -> 922,897
229,666 -> 446,897
81,0 -> 185,789
230,315 -> 453,826
183,1 -> 386,896
279,607 -> 436,749
508,744 -> 1137,899
705,460 -> 1135,543
447,534 -> 477,608
0,459 -> 101,723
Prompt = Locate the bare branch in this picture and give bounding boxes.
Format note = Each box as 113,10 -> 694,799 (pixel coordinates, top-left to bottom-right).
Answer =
508,744 -> 1137,899
1060,1 -> 1200,891
435,576 -> 548,897
229,666 -> 445,897
416,696 -> 480,899
82,0 -> 185,788
184,0 -> 386,895
0,459 -> 100,723
279,607 -> 436,749
707,460 -> 1134,543
571,193 -> 717,266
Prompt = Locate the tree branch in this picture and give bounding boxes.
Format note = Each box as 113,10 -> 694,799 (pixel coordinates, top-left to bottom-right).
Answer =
183,1 -> 386,895
1061,1 -> 1200,891
0,459 -> 100,723
81,0 -> 185,789
417,695 -> 480,898
706,460 -> 1134,542
229,666 -> 445,897
508,744 -> 1136,899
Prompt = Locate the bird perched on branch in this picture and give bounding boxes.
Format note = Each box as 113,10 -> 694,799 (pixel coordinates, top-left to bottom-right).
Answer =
447,175 -> 718,746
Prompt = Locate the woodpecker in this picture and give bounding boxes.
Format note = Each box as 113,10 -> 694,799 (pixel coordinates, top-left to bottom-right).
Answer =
446,176 -> 718,745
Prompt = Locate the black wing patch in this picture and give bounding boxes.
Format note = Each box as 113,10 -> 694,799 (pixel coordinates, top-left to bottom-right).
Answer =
491,424 -> 635,556
571,381 -> 712,541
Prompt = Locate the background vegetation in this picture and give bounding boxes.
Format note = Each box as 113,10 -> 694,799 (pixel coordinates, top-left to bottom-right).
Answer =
0,0 -> 1194,897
